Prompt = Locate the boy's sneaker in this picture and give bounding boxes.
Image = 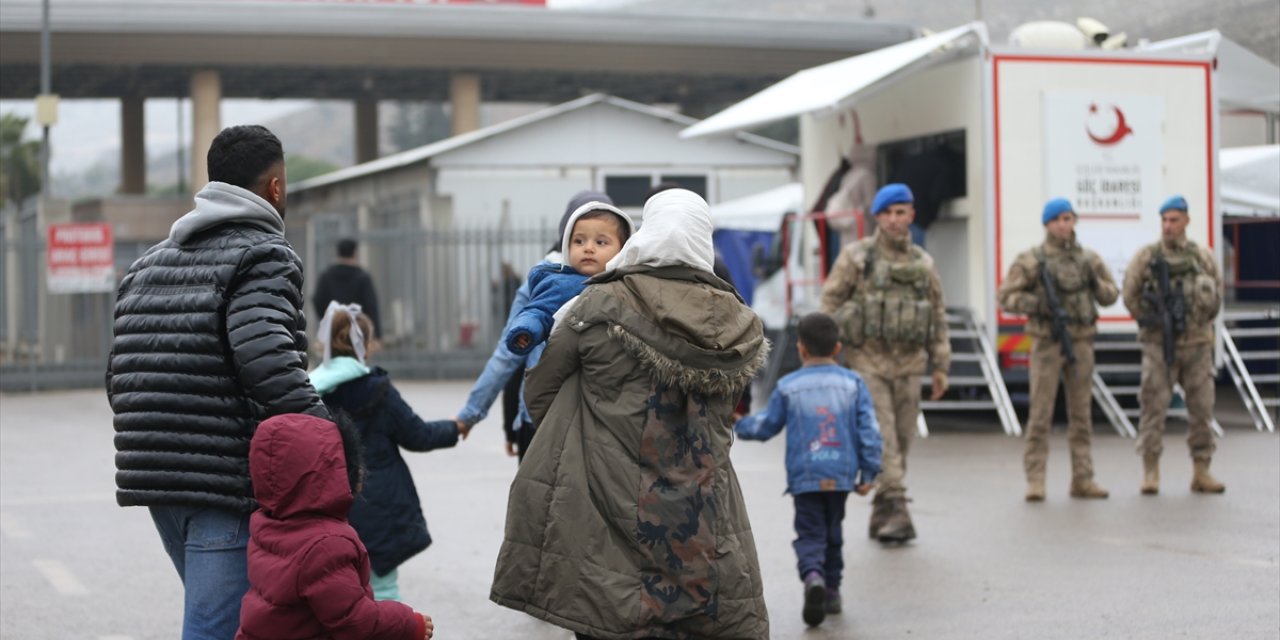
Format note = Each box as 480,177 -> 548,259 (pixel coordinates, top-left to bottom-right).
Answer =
802,571 -> 826,627
824,588 -> 842,615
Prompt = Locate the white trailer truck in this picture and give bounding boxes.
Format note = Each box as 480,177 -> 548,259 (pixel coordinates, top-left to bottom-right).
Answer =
687,22 -> 1279,435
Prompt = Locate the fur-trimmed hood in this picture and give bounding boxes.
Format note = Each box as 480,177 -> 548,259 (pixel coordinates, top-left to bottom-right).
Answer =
568,265 -> 768,397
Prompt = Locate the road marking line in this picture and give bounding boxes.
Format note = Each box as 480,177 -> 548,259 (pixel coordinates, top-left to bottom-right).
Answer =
99,636 -> 134,640
0,512 -> 33,538
32,559 -> 90,595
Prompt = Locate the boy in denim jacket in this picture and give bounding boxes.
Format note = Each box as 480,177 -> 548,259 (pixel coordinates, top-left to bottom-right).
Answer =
735,312 -> 882,628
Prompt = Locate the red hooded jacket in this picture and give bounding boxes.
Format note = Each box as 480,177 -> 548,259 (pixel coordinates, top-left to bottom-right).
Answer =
237,413 -> 426,640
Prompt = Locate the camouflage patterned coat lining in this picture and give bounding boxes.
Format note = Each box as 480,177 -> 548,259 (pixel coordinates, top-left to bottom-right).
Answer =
490,265 -> 771,640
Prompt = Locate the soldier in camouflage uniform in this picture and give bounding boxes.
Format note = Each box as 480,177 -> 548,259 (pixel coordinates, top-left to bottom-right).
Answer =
821,183 -> 950,544
1122,195 -> 1225,495
998,198 -> 1119,502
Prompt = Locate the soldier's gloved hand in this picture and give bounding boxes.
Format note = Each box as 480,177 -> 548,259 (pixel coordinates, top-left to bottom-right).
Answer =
930,370 -> 948,401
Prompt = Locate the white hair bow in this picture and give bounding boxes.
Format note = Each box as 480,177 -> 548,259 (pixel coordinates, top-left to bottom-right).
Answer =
317,300 -> 367,365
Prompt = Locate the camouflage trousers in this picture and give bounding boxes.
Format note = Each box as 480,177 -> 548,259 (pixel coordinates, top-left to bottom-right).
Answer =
1024,336 -> 1096,483
861,372 -> 920,500
1136,341 -> 1216,460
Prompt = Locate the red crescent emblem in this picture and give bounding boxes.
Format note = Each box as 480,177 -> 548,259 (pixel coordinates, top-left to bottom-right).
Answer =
1086,104 -> 1133,146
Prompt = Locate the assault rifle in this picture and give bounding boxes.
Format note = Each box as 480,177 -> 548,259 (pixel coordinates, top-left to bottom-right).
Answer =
1140,253 -> 1187,371
1039,261 -> 1076,371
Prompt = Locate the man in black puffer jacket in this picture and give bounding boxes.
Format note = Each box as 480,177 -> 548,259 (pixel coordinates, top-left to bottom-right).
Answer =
106,124 -> 329,640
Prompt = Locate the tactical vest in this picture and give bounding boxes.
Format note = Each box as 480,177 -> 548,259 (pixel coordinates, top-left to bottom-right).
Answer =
840,243 -> 933,348
1142,241 -> 1219,326
1033,247 -> 1097,326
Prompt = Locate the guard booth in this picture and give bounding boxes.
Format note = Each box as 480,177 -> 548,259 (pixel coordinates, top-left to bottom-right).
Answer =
684,22 -> 1280,435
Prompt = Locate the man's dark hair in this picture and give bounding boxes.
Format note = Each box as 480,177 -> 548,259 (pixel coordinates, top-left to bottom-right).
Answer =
575,209 -> 632,246
207,125 -> 284,190
333,411 -> 365,496
336,238 -> 357,259
798,312 -> 840,357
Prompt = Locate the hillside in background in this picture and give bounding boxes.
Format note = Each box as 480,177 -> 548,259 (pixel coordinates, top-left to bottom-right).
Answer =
632,0 -> 1278,65
52,101 -> 544,201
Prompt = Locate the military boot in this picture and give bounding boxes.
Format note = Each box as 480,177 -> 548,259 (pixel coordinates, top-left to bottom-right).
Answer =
1190,458 -> 1226,493
1140,454 -> 1160,495
868,493 -> 890,539
1069,478 -> 1109,499
876,497 -> 916,543
1025,476 -> 1046,502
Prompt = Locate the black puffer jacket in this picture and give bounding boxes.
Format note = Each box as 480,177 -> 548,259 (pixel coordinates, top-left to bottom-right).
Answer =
107,182 -> 328,513
322,368 -> 459,576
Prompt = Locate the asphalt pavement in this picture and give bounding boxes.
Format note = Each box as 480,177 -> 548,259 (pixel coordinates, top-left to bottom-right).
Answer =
1,381 -> 1276,639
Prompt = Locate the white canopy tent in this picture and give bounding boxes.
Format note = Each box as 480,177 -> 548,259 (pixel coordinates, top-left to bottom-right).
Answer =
680,22 -> 986,139
1141,31 -> 1280,114
1220,145 -> 1280,217
710,182 -> 804,231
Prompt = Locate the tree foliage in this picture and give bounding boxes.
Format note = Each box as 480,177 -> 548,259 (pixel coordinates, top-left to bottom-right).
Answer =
285,154 -> 340,183
0,112 -> 41,207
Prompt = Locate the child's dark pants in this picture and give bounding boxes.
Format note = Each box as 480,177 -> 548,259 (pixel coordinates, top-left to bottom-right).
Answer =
793,491 -> 849,588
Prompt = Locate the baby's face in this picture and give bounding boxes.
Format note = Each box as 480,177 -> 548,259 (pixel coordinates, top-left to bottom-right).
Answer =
568,216 -> 623,276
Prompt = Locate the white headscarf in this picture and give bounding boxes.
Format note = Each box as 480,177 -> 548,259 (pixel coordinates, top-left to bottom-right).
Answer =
603,188 -> 715,274
316,300 -> 368,365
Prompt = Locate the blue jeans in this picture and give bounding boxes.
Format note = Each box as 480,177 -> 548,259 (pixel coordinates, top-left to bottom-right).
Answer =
150,506 -> 251,640
793,492 -> 848,589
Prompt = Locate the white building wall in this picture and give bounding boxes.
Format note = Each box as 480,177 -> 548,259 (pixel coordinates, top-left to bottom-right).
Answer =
437,167 -> 594,229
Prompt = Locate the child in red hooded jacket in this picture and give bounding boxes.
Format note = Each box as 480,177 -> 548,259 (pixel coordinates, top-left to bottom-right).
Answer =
236,413 -> 434,640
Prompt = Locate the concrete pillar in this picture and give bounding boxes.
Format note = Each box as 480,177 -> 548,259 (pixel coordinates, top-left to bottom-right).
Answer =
190,70 -> 222,191
355,97 -> 379,164
450,73 -> 481,136
119,96 -> 146,194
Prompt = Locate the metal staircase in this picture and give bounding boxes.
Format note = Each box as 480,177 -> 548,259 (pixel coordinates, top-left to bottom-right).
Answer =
1092,334 -> 1228,438
1222,307 -> 1279,432
919,308 -> 1021,437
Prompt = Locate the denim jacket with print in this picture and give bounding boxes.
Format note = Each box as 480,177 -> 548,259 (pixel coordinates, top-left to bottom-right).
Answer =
735,364 -> 882,494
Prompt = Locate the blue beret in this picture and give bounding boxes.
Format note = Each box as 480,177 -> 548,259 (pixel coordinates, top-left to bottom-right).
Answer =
871,183 -> 914,215
1159,195 -> 1188,214
1042,198 -> 1074,225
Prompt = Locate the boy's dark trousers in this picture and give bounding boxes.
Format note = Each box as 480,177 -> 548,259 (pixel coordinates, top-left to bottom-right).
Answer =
793,491 -> 849,587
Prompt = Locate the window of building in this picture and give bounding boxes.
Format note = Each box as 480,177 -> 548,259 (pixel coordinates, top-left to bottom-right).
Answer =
658,175 -> 707,199
603,171 -> 712,210
603,176 -> 654,208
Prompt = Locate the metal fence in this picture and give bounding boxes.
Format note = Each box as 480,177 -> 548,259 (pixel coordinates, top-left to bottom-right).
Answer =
0,201 -> 157,391
310,210 -> 559,380
0,200 -> 558,391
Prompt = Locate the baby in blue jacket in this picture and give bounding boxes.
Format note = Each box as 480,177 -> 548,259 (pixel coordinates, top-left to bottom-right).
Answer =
735,311 -> 883,629
505,201 -> 635,354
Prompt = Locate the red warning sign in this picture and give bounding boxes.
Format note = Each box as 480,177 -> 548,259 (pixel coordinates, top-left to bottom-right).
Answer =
47,223 -> 115,294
